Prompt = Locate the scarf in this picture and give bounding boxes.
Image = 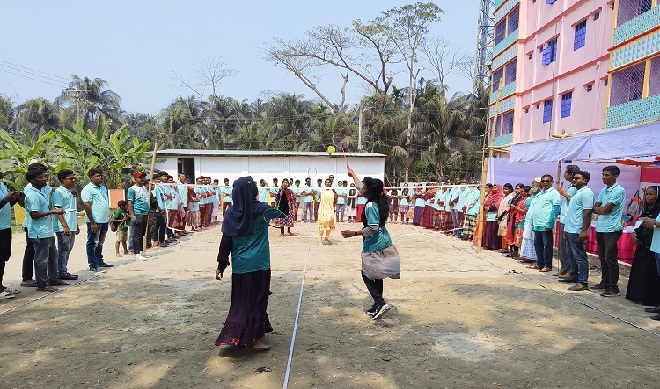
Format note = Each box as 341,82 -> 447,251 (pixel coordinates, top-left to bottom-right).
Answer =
484,184 -> 504,210
221,176 -> 270,237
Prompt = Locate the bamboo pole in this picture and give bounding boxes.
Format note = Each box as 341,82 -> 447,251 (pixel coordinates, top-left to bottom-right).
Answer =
554,160 -> 562,274
143,142 -> 159,250
475,79 -> 504,252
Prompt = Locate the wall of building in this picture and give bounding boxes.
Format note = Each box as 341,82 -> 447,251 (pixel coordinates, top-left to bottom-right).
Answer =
605,2 -> 660,128
155,155 -> 385,185
514,0 -> 612,142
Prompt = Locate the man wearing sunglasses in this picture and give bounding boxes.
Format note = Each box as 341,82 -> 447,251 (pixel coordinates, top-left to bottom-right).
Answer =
530,174 -> 561,272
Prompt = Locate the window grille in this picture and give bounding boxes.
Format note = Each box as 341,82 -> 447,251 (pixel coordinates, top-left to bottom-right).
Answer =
574,20 -> 587,51
543,99 -> 553,123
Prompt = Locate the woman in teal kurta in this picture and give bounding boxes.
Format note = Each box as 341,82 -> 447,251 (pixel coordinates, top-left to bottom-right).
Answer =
215,177 -> 281,349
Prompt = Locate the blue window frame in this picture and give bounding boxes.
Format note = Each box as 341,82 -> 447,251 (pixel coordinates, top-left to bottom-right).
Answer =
542,37 -> 558,66
561,92 -> 572,118
505,61 -> 517,84
574,20 -> 586,51
492,68 -> 503,92
543,99 -> 553,123
495,21 -> 506,45
508,7 -> 519,34
501,112 -> 514,135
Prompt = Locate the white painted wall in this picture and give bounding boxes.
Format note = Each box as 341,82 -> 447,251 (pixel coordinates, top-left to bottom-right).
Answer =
155,155 -> 385,184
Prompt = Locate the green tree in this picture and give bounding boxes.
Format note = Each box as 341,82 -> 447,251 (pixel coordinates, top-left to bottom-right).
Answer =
13,98 -> 61,142
0,94 -> 13,131
57,76 -> 122,130
0,128 -> 58,189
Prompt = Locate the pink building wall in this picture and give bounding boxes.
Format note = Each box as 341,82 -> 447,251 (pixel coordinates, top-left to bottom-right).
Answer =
504,0 -> 613,143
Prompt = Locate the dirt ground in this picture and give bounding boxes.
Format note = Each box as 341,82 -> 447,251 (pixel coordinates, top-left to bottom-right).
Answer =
1,220 -> 659,389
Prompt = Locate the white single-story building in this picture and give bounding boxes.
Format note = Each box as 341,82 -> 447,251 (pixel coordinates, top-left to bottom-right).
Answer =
154,149 -> 386,185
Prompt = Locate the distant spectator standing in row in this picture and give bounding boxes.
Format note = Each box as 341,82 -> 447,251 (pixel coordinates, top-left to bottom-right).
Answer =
24,169 -> 67,292
52,169 -> 80,280
560,171 -> 595,291
128,171 -> 151,260
593,166 -> 626,297
557,165 -> 581,276
530,175 -> 561,272
81,167 -> 113,271
0,171 -> 25,299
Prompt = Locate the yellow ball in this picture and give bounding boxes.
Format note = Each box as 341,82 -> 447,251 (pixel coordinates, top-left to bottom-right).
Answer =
327,145 -> 336,154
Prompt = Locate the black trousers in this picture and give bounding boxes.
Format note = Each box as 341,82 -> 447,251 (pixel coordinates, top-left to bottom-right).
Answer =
150,212 -> 166,244
0,228 -> 10,285
22,228 -> 35,281
132,215 -> 148,254
362,272 -> 384,307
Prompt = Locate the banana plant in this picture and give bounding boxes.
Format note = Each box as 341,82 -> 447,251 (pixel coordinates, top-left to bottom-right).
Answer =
0,128 -> 61,189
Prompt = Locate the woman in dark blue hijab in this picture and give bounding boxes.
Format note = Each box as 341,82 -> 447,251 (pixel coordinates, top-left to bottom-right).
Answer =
215,176 -> 281,349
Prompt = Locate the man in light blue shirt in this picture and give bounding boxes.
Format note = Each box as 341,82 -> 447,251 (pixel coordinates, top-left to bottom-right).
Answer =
335,181 -> 348,222
462,186 -> 482,241
81,167 -> 112,271
52,169 -> 80,281
0,171 -> 26,297
557,165 -> 580,276
531,174 -> 561,272
592,165 -> 626,297
301,177 -> 315,222
24,169 -> 66,292
561,171 -> 594,291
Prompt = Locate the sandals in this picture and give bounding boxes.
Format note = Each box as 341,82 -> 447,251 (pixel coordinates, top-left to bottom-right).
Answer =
20,280 -> 38,287
539,267 -> 552,272
526,264 -> 540,269
36,286 -> 57,292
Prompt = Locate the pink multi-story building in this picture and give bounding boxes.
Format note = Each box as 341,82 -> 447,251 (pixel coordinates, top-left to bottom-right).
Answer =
489,0 -> 614,148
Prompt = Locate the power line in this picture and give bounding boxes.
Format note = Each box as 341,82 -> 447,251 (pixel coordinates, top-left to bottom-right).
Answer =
0,60 -> 70,89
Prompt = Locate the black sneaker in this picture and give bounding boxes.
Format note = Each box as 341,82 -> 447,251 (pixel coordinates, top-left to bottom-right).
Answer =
366,304 -> 379,316
98,263 -> 114,267
601,288 -> 620,297
60,273 -> 78,280
372,303 -> 393,320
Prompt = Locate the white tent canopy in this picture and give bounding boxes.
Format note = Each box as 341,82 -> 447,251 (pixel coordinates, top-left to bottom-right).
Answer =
510,121 -> 660,163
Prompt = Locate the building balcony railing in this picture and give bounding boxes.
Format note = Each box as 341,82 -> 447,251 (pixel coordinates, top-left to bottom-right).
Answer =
494,29 -> 519,57
492,47 -> 517,70
611,29 -> 660,70
489,97 -> 515,118
493,133 -> 514,147
495,0 -> 506,11
605,94 -> 660,128
495,0 -> 519,23
490,81 -> 517,104
612,6 -> 660,47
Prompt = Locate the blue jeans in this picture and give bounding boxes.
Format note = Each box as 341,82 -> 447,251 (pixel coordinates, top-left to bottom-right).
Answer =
558,223 -> 569,272
55,232 -> 76,276
566,233 -> 589,284
302,202 -> 313,222
86,222 -> 108,269
31,237 -> 59,288
655,252 -> 660,278
533,229 -> 554,269
128,224 -> 135,252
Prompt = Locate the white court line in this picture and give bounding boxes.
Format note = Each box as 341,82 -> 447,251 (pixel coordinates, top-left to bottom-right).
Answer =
282,223 -> 315,389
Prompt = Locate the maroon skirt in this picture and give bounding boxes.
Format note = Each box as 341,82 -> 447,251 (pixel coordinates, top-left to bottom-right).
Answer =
421,206 -> 434,228
216,269 -> 273,348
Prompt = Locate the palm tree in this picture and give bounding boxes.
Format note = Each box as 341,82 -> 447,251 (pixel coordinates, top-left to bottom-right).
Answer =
57,76 -> 122,130
13,98 -> 61,142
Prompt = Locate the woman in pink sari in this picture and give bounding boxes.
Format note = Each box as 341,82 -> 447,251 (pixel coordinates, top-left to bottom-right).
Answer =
482,184 -> 504,250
